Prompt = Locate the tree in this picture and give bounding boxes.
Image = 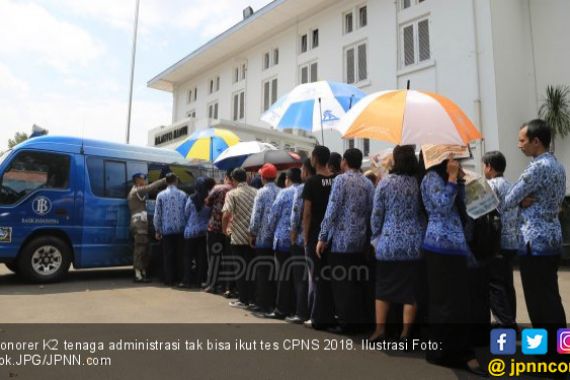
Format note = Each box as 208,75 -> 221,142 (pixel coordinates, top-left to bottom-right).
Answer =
7,132 -> 29,149
539,85 -> 570,152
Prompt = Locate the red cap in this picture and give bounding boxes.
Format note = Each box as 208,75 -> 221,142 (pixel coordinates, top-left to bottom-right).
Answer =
258,163 -> 277,179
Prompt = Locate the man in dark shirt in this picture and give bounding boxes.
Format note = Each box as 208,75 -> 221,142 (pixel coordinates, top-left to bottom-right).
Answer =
302,145 -> 335,329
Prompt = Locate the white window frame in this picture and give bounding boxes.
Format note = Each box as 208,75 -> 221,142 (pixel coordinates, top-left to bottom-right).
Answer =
343,11 -> 354,34
401,0 -> 425,11
233,67 -> 239,83
262,77 -> 278,112
299,61 -> 318,84
358,5 -> 367,28
300,34 -> 308,54
273,48 -> 279,66
232,90 -> 246,121
311,29 -> 319,49
208,101 -> 219,120
241,63 -> 247,80
343,40 -> 368,85
187,89 -> 193,104
193,87 -> 198,101
399,16 -> 431,68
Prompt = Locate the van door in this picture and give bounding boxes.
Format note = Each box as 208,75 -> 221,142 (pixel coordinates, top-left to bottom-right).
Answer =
81,157 -> 131,267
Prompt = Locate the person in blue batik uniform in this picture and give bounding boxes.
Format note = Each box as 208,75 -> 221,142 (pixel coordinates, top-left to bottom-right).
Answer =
421,156 -> 485,376
249,163 -> 280,314
368,145 -> 424,343
316,148 -> 375,331
482,151 -> 521,328
153,173 -> 188,286
258,168 -> 303,319
180,176 -> 216,289
502,119 -> 567,362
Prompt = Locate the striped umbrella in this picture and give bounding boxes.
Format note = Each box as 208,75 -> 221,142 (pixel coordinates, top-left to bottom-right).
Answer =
176,128 -> 240,162
261,81 -> 366,142
339,90 -> 482,145
213,141 -> 277,170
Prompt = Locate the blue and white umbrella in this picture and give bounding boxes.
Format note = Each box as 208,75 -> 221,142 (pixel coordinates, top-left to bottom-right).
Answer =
261,81 -> 366,139
213,141 -> 277,170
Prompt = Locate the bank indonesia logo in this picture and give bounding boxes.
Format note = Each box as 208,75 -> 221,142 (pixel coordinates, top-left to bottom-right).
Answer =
32,196 -> 52,216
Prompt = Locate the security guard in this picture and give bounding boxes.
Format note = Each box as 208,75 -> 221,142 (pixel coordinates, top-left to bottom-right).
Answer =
128,173 -> 166,282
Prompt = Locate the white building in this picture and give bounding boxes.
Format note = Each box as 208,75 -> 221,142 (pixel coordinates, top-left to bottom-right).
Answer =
148,0 -> 570,188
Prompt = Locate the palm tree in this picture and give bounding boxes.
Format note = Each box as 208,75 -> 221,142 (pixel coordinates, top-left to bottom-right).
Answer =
539,85 -> 570,152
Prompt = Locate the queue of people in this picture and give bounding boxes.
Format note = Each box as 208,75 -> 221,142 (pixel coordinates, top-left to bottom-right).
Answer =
127,118 -> 567,377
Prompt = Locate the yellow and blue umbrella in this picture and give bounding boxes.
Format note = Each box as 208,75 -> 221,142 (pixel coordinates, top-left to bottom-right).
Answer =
176,128 -> 240,162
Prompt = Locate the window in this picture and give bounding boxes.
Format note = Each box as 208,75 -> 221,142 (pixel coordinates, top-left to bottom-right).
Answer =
359,6 -> 367,27
241,63 -> 247,80
312,29 -> 319,48
262,78 -> 278,111
363,138 -> 370,156
187,110 -> 196,119
208,102 -> 219,119
233,67 -> 239,83
402,0 -> 411,9
232,90 -> 245,121
127,161 -> 147,189
216,76 -> 220,92
344,12 -> 353,34
345,41 -> 367,84
0,151 -> 70,205
193,87 -> 197,101
263,52 -> 270,70
273,49 -> 279,65
187,89 -> 193,104
401,18 -> 430,67
104,161 -> 127,198
300,34 -> 308,53
348,139 -> 355,149
299,61 -> 318,84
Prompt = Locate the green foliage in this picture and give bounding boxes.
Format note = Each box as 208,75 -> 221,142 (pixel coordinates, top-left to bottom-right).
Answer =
7,132 -> 29,149
539,85 -> 570,140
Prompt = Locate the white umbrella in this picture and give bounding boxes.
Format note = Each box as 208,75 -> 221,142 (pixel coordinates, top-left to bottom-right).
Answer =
213,141 -> 277,170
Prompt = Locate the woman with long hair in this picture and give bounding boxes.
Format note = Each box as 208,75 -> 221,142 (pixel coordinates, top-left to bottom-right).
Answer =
181,176 -> 216,288
368,145 -> 424,342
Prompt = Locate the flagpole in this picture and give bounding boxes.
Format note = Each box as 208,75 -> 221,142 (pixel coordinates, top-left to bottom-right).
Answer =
318,97 -> 324,145
126,0 -> 140,144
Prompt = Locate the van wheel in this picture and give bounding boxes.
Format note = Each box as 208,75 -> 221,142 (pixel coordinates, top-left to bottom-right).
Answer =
4,262 -> 18,273
18,236 -> 72,283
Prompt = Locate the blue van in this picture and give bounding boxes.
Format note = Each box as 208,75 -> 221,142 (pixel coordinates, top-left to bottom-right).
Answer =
0,136 -> 204,282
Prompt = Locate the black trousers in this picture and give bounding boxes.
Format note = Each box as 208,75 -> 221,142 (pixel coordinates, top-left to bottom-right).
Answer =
489,250 -> 517,327
519,253 -> 567,362
425,251 -> 475,366
161,234 -> 183,285
232,244 -> 255,305
183,236 -> 206,286
254,248 -> 277,312
275,249 -> 295,316
206,231 -> 229,290
310,247 -> 368,328
291,244 -> 309,320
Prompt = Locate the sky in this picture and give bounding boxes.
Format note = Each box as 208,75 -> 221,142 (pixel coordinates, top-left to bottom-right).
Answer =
0,0 -> 272,151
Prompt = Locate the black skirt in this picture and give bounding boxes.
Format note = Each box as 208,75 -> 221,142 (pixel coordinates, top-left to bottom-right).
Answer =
375,260 -> 419,304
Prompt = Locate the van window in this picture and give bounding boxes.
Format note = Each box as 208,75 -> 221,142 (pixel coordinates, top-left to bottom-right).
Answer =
0,151 -> 70,205
87,157 -> 127,199
148,163 -> 198,196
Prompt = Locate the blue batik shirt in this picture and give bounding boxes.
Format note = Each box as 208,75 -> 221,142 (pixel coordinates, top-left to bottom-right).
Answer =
371,174 -> 424,261
503,152 -> 566,256
267,185 -> 299,252
290,184 -> 305,247
319,171 -> 375,253
421,171 -> 470,255
184,198 -> 212,239
250,182 -> 280,249
153,185 -> 187,236
488,176 -> 523,251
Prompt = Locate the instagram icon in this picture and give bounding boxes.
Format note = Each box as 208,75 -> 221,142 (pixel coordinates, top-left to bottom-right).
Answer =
557,329 -> 570,354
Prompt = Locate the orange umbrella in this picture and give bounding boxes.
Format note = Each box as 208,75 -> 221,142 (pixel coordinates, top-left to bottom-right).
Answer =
339,90 -> 482,145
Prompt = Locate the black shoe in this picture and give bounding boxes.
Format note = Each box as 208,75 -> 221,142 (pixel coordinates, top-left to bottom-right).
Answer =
251,311 -> 270,319
247,304 -> 264,313
224,290 -> 238,299
142,276 -> 152,283
285,315 -> 305,324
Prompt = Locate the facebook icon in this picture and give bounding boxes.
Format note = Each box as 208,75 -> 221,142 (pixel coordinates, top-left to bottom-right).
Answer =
491,329 -> 516,355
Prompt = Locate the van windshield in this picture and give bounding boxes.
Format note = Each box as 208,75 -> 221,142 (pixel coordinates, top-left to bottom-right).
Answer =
0,150 -> 10,167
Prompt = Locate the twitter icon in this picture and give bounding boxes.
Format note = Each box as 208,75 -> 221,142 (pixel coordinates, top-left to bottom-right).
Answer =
522,329 -> 548,355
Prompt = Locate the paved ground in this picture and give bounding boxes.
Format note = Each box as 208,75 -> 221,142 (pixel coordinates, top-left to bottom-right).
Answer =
0,265 -> 569,379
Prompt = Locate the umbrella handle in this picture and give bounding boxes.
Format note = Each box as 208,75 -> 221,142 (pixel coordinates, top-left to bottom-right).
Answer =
318,97 -> 324,145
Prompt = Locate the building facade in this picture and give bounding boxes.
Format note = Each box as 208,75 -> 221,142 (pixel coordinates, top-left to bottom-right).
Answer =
148,0 -> 570,188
